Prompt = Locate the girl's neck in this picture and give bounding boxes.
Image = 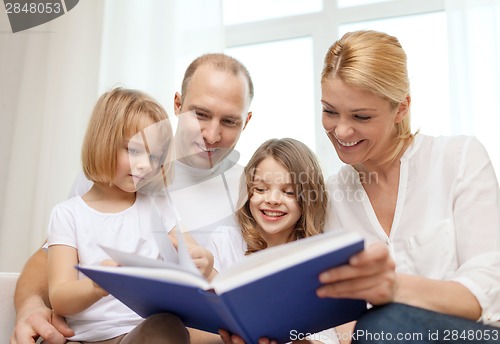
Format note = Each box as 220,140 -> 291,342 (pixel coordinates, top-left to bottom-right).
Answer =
82,183 -> 136,213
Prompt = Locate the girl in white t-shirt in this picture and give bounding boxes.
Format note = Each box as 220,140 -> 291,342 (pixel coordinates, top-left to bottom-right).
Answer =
46,88 -> 211,344
210,138 -> 339,344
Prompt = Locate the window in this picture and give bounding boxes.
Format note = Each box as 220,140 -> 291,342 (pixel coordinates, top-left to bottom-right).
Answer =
223,0 -> 322,25
224,0 -> 500,175
227,37 -> 315,165
337,0 -> 394,8
339,11 -> 450,137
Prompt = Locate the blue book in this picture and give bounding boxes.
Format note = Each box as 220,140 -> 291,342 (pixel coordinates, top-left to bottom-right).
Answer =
77,231 -> 366,344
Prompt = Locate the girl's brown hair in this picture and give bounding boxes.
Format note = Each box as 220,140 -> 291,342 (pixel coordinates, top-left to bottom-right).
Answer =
236,138 -> 328,254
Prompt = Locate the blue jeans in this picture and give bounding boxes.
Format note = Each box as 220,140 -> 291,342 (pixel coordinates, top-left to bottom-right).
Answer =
352,303 -> 499,343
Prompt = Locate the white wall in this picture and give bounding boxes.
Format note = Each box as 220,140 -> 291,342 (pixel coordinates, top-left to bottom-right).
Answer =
0,1 -> 105,271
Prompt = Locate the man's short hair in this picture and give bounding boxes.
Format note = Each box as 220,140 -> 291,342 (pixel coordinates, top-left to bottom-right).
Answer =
181,53 -> 254,103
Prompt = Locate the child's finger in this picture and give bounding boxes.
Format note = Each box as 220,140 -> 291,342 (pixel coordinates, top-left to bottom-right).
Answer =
168,233 -> 179,250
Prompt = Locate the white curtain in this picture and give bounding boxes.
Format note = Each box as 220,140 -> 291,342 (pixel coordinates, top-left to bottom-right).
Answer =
0,0 -> 223,272
447,0 -> 500,173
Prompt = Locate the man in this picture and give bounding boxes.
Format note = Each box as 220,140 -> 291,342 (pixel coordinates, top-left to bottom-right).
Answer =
11,53 -> 253,344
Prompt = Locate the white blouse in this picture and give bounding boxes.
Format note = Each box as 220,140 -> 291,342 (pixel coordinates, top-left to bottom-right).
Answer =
325,134 -> 500,325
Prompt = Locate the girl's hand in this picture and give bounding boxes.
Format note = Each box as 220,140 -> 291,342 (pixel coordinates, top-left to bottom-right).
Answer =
169,231 -> 215,278
187,244 -> 215,278
91,259 -> 120,298
316,243 -> 396,305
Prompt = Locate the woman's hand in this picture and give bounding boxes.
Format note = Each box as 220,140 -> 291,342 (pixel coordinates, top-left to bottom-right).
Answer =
316,242 -> 397,305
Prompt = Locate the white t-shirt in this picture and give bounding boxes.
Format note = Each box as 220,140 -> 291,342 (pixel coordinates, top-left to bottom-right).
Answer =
326,134 -> 500,325
206,226 -> 340,344
68,150 -> 243,247
47,193 -> 176,341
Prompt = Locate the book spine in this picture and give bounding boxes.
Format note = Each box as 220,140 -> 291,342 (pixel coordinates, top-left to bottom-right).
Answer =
217,293 -> 254,343
200,290 -> 251,341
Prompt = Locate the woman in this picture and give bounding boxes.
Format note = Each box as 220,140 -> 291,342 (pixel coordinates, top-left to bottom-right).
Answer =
318,30 -> 500,343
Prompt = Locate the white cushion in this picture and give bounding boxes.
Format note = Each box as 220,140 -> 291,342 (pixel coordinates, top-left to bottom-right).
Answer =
0,272 -> 19,343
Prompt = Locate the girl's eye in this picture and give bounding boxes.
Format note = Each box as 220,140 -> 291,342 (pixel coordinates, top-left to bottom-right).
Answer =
128,148 -> 139,154
284,190 -> 295,196
253,187 -> 266,193
149,154 -> 159,161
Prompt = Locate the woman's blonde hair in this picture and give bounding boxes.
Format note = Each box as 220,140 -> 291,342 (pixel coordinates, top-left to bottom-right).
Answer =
321,30 -> 414,164
236,138 -> 328,254
81,87 -> 173,187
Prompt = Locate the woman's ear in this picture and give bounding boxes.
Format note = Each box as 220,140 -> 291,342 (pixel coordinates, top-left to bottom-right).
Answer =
394,95 -> 411,123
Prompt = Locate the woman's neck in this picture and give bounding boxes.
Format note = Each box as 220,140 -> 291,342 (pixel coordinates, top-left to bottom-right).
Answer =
353,139 -> 411,184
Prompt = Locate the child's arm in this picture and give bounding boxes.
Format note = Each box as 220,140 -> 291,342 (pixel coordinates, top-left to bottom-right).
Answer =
48,245 -> 108,316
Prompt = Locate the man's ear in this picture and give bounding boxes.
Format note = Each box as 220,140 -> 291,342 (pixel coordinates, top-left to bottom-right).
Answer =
173,92 -> 182,116
394,95 -> 410,123
242,111 -> 252,130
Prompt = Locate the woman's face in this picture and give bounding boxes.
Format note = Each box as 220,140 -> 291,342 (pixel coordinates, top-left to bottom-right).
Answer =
321,78 -> 408,167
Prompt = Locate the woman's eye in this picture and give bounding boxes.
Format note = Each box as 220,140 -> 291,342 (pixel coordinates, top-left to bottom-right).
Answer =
128,148 -> 138,154
355,115 -> 371,121
322,108 -> 337,115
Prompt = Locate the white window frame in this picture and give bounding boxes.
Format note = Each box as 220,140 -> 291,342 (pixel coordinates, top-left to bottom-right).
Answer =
224,0 -> 446,174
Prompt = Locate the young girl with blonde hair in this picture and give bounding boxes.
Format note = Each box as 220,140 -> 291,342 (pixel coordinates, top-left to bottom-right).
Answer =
46,88 -> 209,344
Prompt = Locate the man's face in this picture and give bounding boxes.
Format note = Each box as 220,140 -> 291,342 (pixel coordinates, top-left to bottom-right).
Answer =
174,65 -> 252,169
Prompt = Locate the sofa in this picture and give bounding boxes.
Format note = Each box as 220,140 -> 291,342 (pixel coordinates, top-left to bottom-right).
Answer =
0,272 -> 19,343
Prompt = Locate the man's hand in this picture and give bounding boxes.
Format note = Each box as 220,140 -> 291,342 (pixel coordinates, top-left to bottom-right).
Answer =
10,296 -> 74,344
316,242 -> 397,305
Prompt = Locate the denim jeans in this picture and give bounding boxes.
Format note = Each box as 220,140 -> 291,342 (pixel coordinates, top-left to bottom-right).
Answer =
352,303 -> 499,344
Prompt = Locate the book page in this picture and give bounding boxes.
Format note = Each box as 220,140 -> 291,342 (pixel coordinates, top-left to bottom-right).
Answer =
78,264 -> 211,290
212,230 -> 362,293
100,245 -> 190,272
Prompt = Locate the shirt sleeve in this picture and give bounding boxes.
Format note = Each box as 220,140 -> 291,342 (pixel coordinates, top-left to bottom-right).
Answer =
452,137 -> 500,324
47,201 -> 77,249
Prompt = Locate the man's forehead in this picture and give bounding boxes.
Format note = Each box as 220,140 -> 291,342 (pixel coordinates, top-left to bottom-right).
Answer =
185,66 -> 250,102
187,104 -> 247,120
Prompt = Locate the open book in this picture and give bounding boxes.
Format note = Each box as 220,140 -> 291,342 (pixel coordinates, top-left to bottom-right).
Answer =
78,230 -> 366,344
